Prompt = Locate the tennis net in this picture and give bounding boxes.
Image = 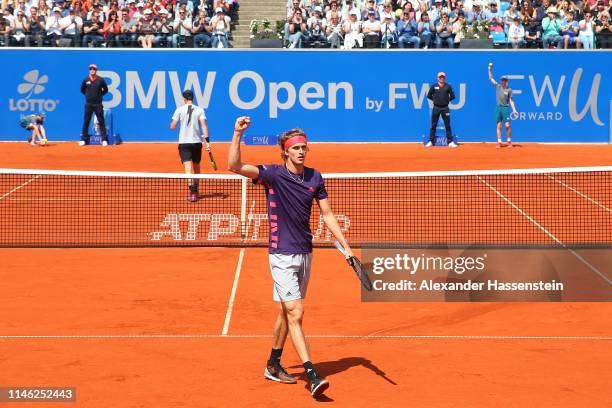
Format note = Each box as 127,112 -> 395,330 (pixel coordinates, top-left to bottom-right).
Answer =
0,167 -> 611,248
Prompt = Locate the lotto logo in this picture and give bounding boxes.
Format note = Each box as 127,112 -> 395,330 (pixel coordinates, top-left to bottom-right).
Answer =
9,70 -> 60,112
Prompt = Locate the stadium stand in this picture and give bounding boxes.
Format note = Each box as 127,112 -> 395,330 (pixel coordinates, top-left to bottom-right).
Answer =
279,0 -> 611,49
0,0 -> 239,48
0,0 -> 609,48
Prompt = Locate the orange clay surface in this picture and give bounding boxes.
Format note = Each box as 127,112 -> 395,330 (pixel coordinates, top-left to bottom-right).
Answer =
0,142 -> 611,407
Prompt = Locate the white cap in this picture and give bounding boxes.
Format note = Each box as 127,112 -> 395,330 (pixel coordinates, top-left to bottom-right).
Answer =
144,9 -> 152,14
159,8 -> 168,14
136,2 -> 144,7
314,5 -> 322,12
215,7 -> 223,13
53,6 -> 61,11
349,9 -> 359,15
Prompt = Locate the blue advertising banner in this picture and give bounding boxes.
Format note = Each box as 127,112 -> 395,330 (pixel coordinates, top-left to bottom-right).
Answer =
0,49 -> 610,143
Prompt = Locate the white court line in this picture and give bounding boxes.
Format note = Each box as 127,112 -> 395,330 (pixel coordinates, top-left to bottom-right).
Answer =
547,175 -> 612,214
221,248 -> 245,336
477,176 -> 612,286
477,176 -> 561,244
0,175 -> 41,201
341,199 -> 471,203
5,198 -> 466,203
7,197 -> 235,202
0,334 -> 609,341
7,198 -> 179,202
221,200 -> 256,336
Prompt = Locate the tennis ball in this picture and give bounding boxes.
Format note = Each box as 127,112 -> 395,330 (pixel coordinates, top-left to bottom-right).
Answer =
488,62 -> 493,67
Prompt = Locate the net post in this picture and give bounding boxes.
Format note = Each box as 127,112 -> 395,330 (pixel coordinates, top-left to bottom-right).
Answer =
240,177 -> 247,240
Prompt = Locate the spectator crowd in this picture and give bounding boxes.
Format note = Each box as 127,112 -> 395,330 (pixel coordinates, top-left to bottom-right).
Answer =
283,0 -> 611,48
0,0 -> 238,47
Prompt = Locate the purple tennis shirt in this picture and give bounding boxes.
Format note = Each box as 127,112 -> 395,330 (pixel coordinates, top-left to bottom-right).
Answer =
254,164 -> 328,254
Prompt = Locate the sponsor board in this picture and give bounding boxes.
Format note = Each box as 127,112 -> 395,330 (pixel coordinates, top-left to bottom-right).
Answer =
0,50 -> 610,142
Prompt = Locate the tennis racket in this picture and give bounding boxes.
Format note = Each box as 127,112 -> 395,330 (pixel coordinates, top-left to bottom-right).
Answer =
333,241 -> 373,291
208,150 -> 218,171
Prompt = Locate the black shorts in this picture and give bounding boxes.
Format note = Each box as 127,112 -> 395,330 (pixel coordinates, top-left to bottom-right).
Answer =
178,143 -> 203,164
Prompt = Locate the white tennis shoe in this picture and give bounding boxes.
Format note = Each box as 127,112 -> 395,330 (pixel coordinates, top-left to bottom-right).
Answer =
448,141 -> 458,148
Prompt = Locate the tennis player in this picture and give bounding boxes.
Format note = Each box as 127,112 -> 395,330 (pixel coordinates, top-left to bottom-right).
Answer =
228,116 -> 354,398
170,90 -> 210,203
488,63 -> 518,148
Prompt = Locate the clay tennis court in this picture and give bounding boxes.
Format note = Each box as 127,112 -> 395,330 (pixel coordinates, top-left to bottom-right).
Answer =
1,142 -> 611,407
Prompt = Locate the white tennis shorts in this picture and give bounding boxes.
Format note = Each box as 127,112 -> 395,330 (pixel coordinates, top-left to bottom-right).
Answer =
269,253 -> 312,302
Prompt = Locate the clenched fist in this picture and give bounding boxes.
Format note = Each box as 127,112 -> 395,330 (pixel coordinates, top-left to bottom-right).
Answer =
234,116 -> 251,133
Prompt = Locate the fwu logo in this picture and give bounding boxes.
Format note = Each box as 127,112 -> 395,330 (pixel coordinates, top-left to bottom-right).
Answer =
506,69 -> 604,125
9,70 -> 60,112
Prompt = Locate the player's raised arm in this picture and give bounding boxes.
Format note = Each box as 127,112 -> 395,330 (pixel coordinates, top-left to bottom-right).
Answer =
488,62 -> 497,85
228,116 -> 259,179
